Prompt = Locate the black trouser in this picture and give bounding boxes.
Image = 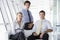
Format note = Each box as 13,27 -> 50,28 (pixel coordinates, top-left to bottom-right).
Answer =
27,33 -> 49,40
9,32 -> 25,40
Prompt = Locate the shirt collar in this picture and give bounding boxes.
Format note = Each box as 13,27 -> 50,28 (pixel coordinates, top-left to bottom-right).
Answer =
24,7 -> 28,11
40,18 -> 45,22
24,7 -> 30,11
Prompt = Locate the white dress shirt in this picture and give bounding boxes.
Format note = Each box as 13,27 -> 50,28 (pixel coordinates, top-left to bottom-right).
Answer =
32,19 -> 53,33
12,21 -> 24,35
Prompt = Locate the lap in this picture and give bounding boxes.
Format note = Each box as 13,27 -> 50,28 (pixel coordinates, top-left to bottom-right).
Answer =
9,32 -> 25,40
28,33 -> 49,39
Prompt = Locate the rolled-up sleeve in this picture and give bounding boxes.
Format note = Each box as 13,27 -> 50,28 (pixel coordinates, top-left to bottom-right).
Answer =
47,21 -> 53,30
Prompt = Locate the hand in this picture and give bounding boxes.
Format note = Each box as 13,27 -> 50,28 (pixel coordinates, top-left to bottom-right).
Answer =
33,32 -> 37,36
40,33 -> 44,38
28,23 -> 33,28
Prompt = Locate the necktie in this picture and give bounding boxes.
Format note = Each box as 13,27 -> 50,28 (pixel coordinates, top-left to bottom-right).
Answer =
27,10 -> 31,22
36,20 -> 42,35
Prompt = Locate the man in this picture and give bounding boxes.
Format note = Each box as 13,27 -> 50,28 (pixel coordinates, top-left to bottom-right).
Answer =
27,10 -> 53,40
21,1 -> 33,29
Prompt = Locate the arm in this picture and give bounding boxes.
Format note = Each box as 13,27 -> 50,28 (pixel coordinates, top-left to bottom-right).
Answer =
40,29 -> 53,38
40,21 -> 53,38
46,21 -> 53,32
43,21 -> 53,33
45,29 -> 53,33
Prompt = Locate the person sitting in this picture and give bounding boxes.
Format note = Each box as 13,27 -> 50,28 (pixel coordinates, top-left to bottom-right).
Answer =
9,12 -> 25,40
27,10 -> 53,40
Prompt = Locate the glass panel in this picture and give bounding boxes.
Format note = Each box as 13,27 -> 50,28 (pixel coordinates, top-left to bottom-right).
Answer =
0,9 -> 4,23
53,0 -> 57,40
58,0 -> 60,25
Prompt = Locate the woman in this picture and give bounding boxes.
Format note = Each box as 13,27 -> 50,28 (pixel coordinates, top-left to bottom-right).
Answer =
9,12 -> 25,40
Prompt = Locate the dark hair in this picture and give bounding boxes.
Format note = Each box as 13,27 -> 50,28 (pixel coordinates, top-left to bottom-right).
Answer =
24,1 -> 31,5
17,12 -> 22,15
39,10 -> 45,15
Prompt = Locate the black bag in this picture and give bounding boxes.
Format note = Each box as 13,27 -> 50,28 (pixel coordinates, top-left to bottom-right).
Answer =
24,22 -> 34,30
9,32 -> 25,40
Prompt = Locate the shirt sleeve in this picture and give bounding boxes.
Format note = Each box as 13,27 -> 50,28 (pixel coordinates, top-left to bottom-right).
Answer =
47,21 -> 53,30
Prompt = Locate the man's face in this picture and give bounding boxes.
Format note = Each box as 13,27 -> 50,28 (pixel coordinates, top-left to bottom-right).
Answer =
16,14 -> 22,22
39,12 -> 45,19
24,3 -> 30,9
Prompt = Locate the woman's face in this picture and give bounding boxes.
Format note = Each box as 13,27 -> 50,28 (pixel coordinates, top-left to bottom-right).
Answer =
16,13 -> 22,22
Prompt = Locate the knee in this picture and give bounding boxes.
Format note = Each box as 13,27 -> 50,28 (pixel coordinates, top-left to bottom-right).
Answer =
27,35 -> 34,40
27,36 -> 31,39
43,33 -> 49,39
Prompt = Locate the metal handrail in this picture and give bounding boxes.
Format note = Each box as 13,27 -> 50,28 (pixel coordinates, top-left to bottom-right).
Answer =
11,0 -> 16,14
6,0 -> 14,21
0,8 -> 7,30
0,23 -> 10,25
2,0 -> 11,26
